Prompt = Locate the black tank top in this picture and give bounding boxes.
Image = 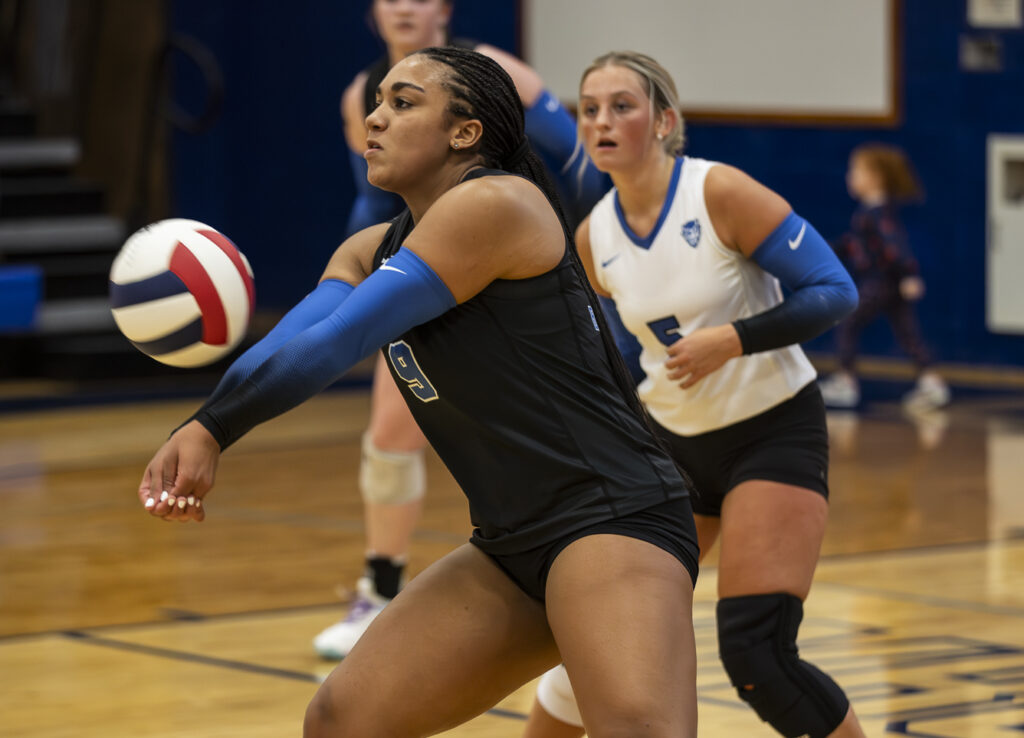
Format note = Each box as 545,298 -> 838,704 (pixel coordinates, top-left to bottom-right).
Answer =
362,37 -> 478,118
373,169 -> 689,555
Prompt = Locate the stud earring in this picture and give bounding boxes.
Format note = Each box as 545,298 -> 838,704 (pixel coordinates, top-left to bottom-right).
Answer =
453,142 -> 460,149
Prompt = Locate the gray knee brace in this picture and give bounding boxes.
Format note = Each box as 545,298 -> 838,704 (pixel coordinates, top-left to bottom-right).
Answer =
717,593 -> 849,738
358,433 -> 426,505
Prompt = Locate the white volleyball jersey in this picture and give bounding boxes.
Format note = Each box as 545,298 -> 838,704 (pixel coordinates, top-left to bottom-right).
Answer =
588,156 -> 816,435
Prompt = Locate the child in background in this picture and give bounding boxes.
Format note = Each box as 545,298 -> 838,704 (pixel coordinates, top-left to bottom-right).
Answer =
819,143 -> 950,410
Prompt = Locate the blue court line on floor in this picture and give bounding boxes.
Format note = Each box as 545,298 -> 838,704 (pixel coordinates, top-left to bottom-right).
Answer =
0,600 -> 347,642
58,629 -> 530,722
60,629 -> 322,683
4,540 -> 1019,643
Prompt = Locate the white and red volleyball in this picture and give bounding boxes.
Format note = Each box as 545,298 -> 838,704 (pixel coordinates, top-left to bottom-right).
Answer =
109,219 -> 255,368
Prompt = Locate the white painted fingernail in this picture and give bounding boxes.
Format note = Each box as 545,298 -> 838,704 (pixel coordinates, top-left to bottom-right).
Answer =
145,498 -> 155,509
187,496 -> 195,506
196,499 -> 202,508
178,497 -> 187,509
167,496 -> 176,506
160,491 -> 169,501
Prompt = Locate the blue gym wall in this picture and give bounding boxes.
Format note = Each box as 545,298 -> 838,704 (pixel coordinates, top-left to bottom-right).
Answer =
169,0 -> 1024,369
166,1 -> 519,309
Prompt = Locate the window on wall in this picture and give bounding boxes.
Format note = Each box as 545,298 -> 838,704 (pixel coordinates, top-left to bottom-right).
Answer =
523,0 -> 900,125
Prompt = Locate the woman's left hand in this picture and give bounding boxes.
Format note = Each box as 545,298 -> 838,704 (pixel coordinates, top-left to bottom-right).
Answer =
138,421 -> 221,522
664,324 -> 743,389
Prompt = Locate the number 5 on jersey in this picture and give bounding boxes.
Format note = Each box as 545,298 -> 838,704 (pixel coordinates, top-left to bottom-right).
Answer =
388,341 -> 439,403
647,315 -> 684,347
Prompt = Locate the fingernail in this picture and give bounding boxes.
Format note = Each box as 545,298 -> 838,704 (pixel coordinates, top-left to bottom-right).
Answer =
196,499 -> 202,508
178,497 -> 187,509
167,496 -> 176,506
160,491 -> 169,502
187,496 -> 195,506
145,498 -> 155,509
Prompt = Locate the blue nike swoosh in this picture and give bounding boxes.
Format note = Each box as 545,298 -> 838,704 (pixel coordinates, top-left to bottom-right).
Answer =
601,254 -> 622,268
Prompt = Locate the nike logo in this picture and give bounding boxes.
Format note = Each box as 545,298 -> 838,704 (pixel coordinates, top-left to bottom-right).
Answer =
788,222 -> 807,250
601,254 -> 622,268
380,264 -> 407,275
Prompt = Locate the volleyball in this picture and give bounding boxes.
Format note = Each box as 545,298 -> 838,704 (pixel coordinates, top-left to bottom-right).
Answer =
109,219 -> 255,368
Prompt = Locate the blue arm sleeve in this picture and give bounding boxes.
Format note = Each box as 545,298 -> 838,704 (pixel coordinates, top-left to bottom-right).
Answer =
524,90 -> 610,222
345,148 -> 405,236
194,248 -> 456,448
597,295 -> 645,385
732,212 -> 859,355
201,279 -> 355,407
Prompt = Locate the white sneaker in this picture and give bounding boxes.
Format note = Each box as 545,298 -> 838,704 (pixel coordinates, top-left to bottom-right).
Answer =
819,372 -> 860,408
313,577 -> 391,659
902,372 -> 951,411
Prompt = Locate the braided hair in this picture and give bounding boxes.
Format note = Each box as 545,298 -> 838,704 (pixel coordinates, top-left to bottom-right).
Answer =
414,47 -> 681,466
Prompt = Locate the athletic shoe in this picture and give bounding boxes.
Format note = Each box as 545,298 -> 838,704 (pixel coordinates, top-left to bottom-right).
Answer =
313,576 -> 390,659
819,372 -> 860,408
902,372 -> 951,411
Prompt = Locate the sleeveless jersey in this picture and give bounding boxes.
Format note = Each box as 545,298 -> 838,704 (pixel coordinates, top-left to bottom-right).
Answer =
588,156 -> 817,436
373,170 -> 689,555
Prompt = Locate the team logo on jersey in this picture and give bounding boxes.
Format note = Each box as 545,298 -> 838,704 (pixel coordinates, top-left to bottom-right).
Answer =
682,219 -> 701,248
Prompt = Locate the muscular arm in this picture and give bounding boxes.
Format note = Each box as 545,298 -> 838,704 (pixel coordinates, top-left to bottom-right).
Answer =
180,224 -> 386,416
192,178 -> 562,448
705,165 -> 857,355
665,166 -> 856,387
403,176 -> 564,302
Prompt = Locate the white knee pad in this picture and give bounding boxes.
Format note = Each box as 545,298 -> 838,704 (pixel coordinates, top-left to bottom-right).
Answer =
536,664 -> 583,728
358,433 -> 426,505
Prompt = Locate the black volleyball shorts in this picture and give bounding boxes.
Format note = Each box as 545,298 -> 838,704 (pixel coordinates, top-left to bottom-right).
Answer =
479,496 -> 700,601
654,382 -> 830,517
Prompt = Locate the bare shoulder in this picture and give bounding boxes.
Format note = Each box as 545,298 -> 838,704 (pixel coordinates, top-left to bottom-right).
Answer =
473,43 -> 544,106
439,174 -> 557,234
704,163 -> 790,252
321,222 -> 391,286
404,174 -> 563,295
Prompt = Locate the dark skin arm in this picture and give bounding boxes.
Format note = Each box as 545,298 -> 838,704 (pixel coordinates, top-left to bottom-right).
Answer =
139,177 -> 564,522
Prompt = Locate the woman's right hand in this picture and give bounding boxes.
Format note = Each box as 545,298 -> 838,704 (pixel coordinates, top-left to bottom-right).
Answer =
138,421 -> 221,522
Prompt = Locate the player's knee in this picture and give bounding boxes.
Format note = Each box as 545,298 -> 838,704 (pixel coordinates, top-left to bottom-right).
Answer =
305,683 -> 396,738
572,681 -> 678,737
304,686 -> 351,737
717,593 -> 849,738
359,433 -> 426,505
537,664 -> 584,728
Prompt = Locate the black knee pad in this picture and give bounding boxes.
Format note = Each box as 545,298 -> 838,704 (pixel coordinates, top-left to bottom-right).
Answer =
717,593 -> 849,738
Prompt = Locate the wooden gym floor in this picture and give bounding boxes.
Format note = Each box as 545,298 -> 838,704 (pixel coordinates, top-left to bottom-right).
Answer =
1,370 -> 1023,737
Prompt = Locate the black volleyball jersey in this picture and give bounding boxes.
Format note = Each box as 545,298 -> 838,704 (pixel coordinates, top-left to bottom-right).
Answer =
373,169 -> 690,555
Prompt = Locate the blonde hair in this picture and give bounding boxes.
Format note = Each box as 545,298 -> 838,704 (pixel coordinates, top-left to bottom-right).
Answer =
852,143 -> 924,202
580,51 -> 685,155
